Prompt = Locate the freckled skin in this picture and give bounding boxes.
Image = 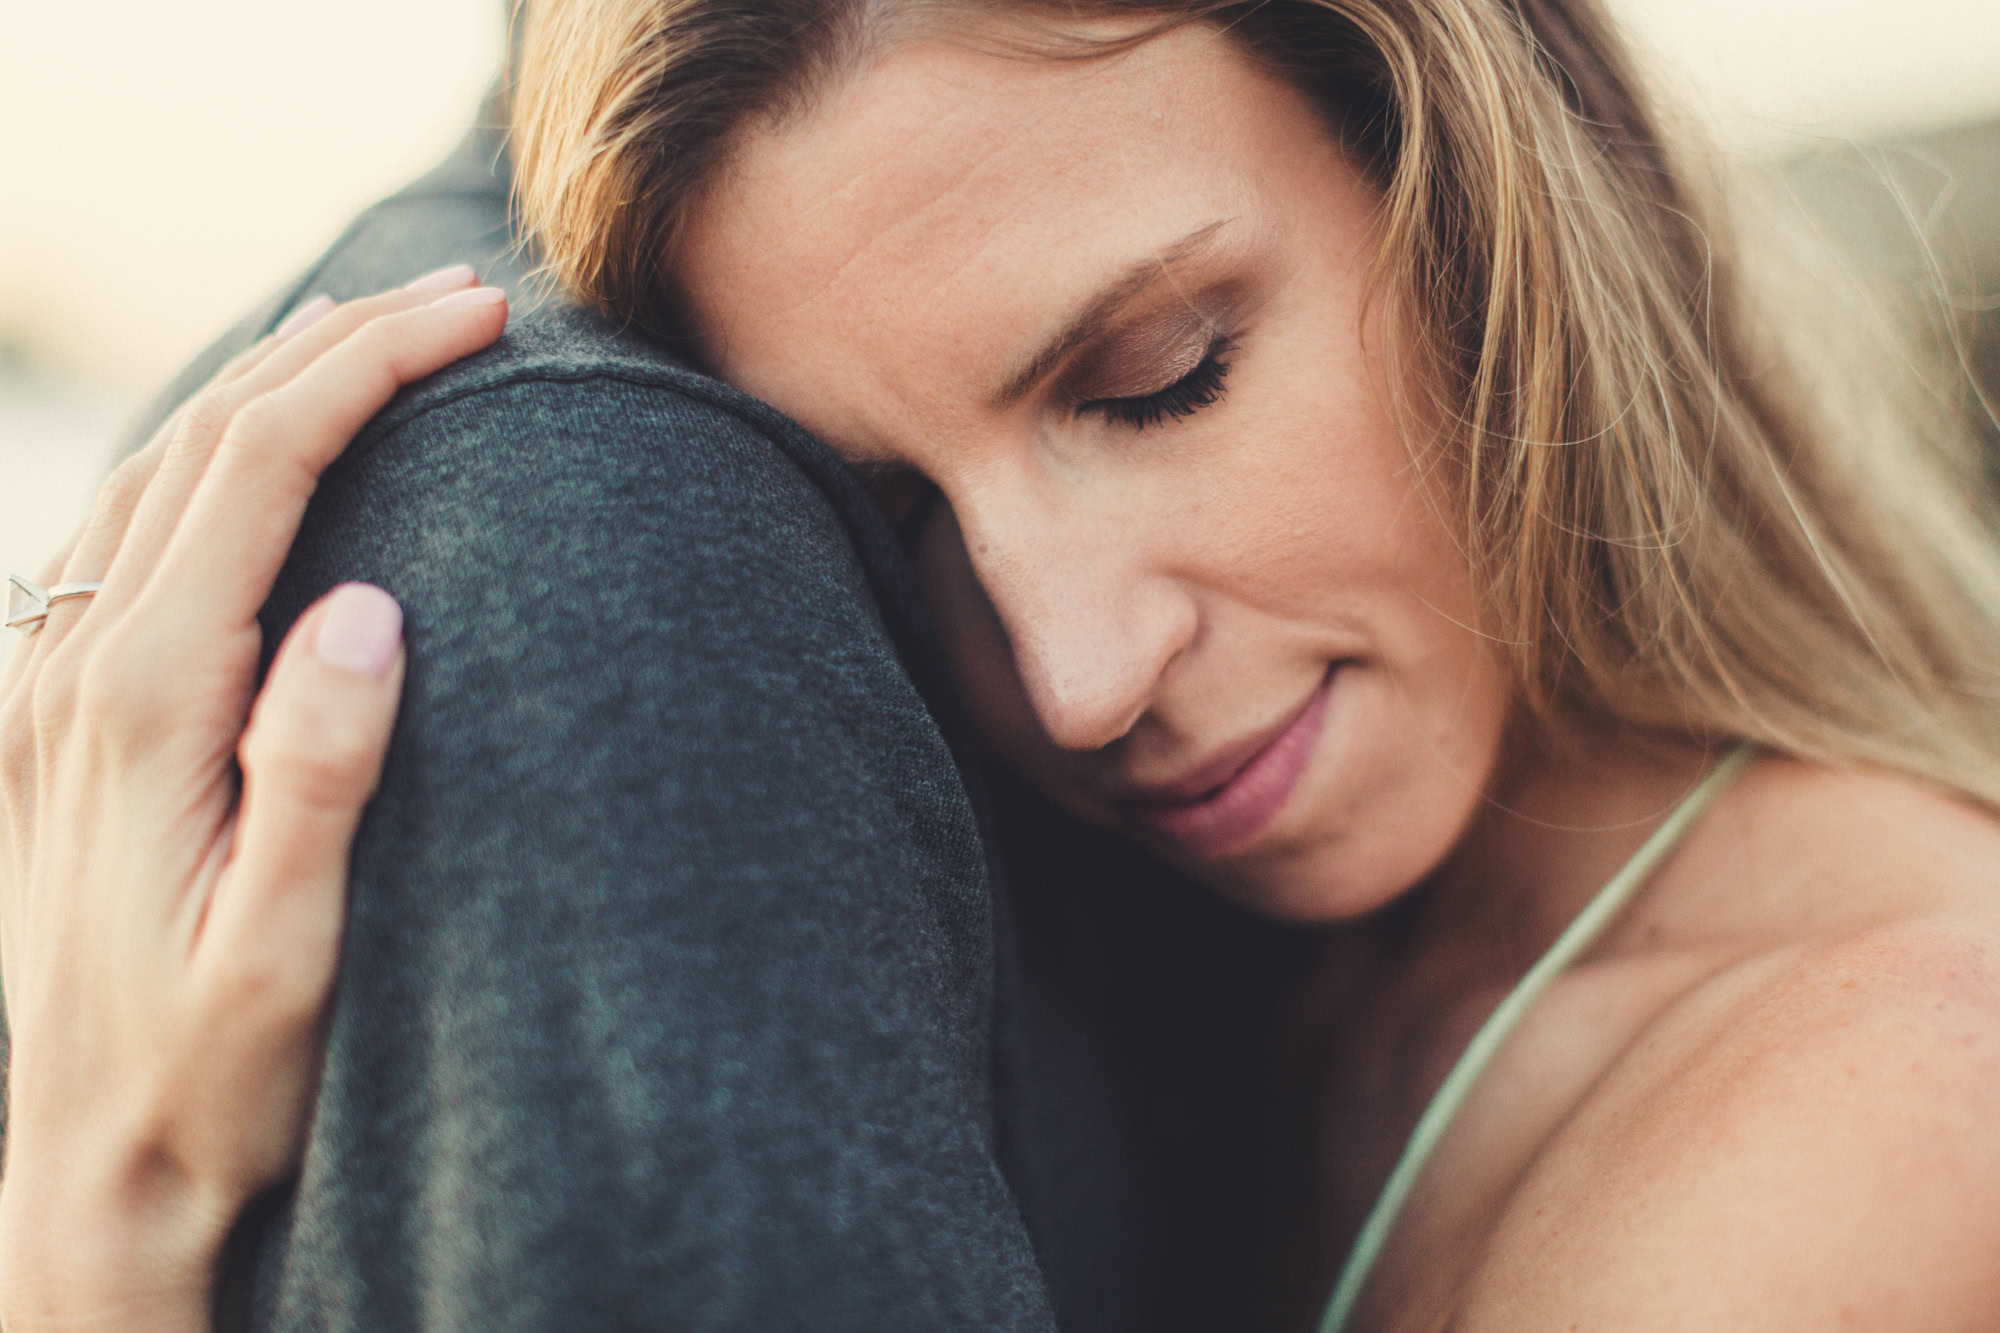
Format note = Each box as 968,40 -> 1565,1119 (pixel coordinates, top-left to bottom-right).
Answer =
674,19 -> 2000,1332
677,25 -> 1512,920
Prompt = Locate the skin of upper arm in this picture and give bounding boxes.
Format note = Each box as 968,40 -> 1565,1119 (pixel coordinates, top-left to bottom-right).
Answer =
1449,919 -> 2000,1331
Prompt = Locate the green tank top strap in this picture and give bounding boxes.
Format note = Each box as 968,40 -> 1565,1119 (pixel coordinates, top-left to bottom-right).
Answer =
1315,741 -> 1758,1333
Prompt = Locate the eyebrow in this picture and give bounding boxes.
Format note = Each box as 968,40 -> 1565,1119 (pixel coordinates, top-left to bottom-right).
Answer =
992,218 -> 1235,410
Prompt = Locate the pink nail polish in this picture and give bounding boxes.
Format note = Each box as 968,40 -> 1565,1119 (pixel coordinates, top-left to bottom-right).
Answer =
430,286 -> 507,311
276,295 -> 336,340
403,263 -> 478,296
314,584 -> 403,679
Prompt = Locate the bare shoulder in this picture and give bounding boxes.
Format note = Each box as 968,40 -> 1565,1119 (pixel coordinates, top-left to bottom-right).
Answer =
1696,756 -> 2000,916
1455,764 -> 2000,1330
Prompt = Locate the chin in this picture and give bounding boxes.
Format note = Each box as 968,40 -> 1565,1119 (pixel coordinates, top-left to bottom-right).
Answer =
1184,829 -> 1441,922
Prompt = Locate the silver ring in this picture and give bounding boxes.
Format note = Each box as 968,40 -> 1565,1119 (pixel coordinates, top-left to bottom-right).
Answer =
5,575 -> 105,632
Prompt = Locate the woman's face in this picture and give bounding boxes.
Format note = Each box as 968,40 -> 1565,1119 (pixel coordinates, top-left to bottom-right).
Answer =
675,20 -> 1514,920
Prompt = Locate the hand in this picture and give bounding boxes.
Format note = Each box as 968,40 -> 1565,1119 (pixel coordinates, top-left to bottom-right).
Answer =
0,268 -> 507,1330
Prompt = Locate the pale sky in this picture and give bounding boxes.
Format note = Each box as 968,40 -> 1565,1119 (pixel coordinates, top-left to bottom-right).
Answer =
0,0 -> 503,391
1617,0 -> 2000,148
1,0 -> 1997,396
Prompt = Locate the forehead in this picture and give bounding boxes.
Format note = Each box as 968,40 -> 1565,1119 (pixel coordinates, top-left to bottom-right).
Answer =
673,21 -> 1345,450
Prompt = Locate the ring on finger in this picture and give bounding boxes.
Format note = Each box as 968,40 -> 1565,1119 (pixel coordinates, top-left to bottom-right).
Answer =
5,575 -> 106,632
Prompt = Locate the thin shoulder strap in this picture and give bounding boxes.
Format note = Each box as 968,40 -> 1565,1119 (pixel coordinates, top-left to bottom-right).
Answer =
1316,742 -> 1758,1333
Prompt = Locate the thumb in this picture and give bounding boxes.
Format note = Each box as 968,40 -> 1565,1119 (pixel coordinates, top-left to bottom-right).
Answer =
206,583 -> 404,1007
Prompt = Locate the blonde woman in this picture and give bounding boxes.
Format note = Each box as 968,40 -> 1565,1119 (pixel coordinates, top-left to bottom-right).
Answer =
6,1 -> 2000,1330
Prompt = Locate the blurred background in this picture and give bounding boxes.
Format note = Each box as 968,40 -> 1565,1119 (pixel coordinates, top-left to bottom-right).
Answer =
2,0 -> 1997,648
1,0 -> 503,629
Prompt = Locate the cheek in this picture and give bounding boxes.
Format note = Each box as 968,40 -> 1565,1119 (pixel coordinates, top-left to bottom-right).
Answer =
1317,499 -> 1514,904
1188,417 -> 1516,916
1225,636 -> 1512,921
1147,336 -> 1427,633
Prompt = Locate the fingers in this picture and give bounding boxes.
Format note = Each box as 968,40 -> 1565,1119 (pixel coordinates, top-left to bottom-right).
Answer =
50,297 -> 319,595
272,294 -> 338,343
58,289 -> 326,593
209,584 -> 404,1017
6,269 -> 493,754
98,268 -> 490,629
150,287 -> 508,635
2,451 -> 150,691
0,538 -> 78,697
8,287 -> 353,668
0,264 -> 480,1249
39,444 -> 163,629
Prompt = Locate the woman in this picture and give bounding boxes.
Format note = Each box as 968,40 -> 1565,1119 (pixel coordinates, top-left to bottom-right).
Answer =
6,0 -> 2000,1328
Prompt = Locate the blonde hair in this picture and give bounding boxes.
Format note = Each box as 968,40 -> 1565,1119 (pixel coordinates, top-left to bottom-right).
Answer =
511,0 -> 2000,807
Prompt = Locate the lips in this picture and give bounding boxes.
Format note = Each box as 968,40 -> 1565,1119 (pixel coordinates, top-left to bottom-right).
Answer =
1118,669 -> 1335,860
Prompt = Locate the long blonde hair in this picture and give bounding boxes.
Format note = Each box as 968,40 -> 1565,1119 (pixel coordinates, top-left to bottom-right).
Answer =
510,0 -> 2000,807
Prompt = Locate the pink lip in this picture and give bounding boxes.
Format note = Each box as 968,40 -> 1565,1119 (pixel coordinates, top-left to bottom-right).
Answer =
1119,671 -> 1334,860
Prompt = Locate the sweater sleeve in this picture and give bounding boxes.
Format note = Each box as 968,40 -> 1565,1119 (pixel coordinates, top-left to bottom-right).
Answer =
226,363 -> 1056,1332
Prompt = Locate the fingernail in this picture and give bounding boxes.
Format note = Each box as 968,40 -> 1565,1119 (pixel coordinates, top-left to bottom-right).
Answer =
275,295 -> 336,340
314,584 -> 403,679
403,263 -> 477,296
430,286 -> 507,311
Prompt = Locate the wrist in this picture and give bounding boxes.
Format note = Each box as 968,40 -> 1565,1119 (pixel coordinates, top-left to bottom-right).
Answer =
0,1139 -> 230,1333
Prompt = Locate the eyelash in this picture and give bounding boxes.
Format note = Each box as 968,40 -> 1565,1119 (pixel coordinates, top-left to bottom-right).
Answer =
1081,336 -> 1237,432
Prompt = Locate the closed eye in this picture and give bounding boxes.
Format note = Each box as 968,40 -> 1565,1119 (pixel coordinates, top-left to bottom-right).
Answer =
1078,336 -> 1236,431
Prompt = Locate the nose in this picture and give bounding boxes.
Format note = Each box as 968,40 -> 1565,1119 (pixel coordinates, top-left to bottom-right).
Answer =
949,491 -> 1198,753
